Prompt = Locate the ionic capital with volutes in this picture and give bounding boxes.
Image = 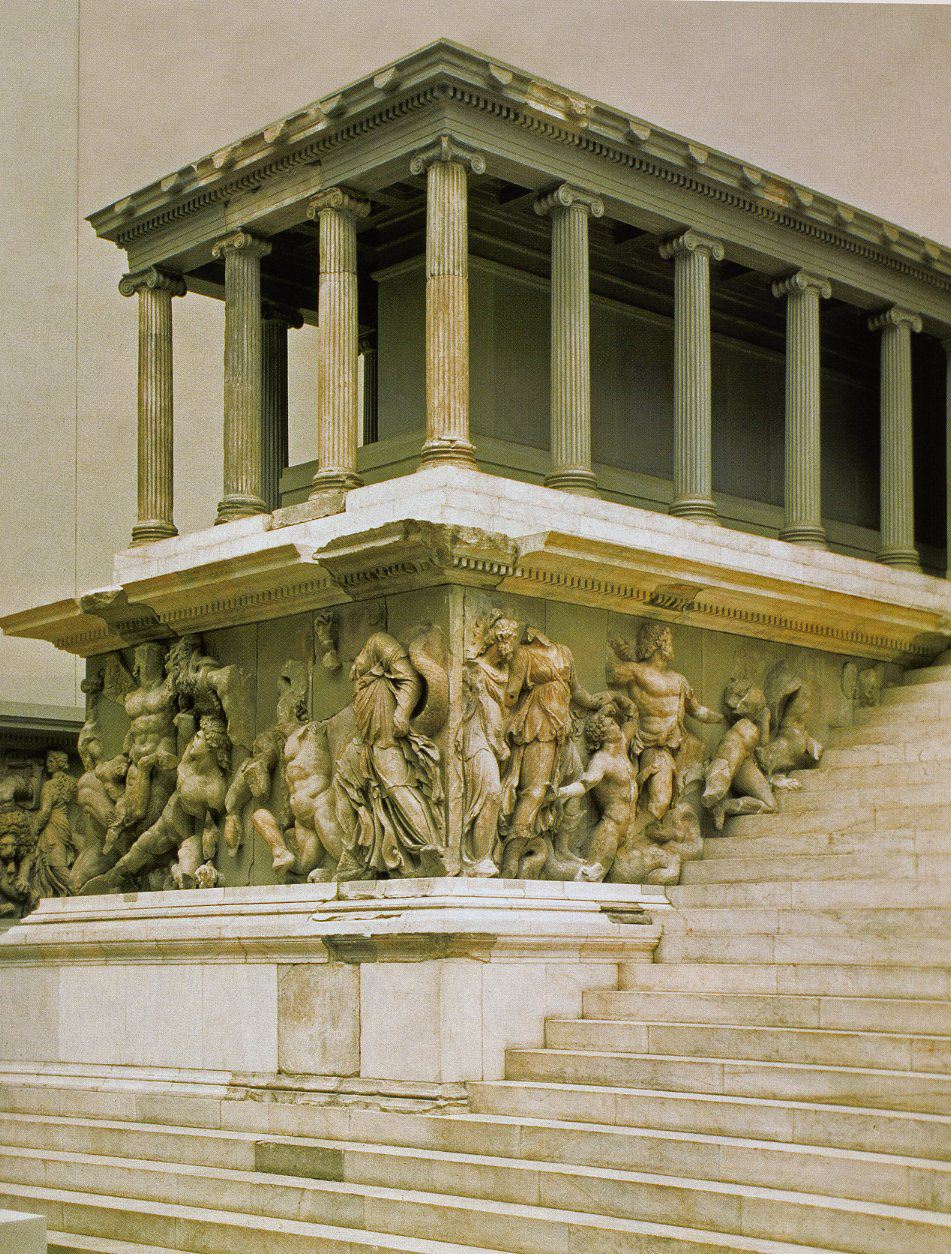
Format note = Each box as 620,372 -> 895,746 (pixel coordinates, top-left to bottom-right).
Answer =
534,183 -> 604,219
410,133 -> 486,176
771,271 -> 831,301
211,230 -> 272,262
119,267 -> 186,299
868,306 -> 923,335
306,186 -> 371,222
659,230 -> 725,263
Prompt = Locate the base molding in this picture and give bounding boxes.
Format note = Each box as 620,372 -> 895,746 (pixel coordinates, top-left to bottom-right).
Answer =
0,880 -> 663,1087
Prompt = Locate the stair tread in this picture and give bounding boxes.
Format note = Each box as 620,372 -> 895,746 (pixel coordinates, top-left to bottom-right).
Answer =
0,1178 -> 858,1248
475,1079 -> 951,1122
509,1046 -> 951,1079
4,1143 -> 951,1227
567,1017 -> 951,1041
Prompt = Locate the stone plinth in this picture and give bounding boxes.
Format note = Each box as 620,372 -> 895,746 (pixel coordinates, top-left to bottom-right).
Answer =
0,880 -> 662,1090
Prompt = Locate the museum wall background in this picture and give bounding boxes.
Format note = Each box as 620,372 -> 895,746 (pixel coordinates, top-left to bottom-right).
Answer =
1,0 -> 949,713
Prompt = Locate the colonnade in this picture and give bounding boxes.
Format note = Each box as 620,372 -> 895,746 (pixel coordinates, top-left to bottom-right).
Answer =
121,133 -> 946,577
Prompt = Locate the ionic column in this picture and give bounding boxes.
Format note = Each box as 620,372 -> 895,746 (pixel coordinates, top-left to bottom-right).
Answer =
306,188 -> 370,496
659,230 -> 724,522
534,184 -> 604,496
261,303 -> 303,511
772,271 -> 832,547
360,331 -> 379,445
943,335 -> 951,580
211,230 -> 271,523
119,267 -> 185,545
410,134 -> 485,468
869,306 -> 922,571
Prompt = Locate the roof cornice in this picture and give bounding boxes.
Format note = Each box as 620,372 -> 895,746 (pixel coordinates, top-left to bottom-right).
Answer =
86,39 -> 951,294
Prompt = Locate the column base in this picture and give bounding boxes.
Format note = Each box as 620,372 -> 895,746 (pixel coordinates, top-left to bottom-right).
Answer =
877,545 -> 921,572
130,519 -> 178,546
215,494 -> 268,525
309,468 -> 363,497
779,522 -> 827,549
544,468 -> 600,497
418,436 -> 478,470
669,496 -> 719,524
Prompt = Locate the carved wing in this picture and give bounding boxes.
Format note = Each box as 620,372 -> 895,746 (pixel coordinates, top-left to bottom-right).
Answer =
101,653 -> 135,704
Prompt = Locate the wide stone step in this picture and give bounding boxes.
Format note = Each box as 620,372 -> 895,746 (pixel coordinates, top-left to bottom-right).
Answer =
860,689 -> 951,715
5,1109 -> 951,1212
469,1080 -> 951,1160
505,1048 -> 951,1114
0,1183 -> 512,1254
655,930 -> 951,967
250,1135 -> 951,1248
792,760 -> 951,792
681,852 -> 951,885
669,879 -> 951,909
3,1142 -> 950,1254
899,665 -> 951,688
880,684 -> 951,708
770,781 -> 950,814
660,906 -> 951,940
0,1168 -> 848,1254
619,962 -> 951,1000
582,989 -> 951,1035
821,740 -> 951,768
697,830 -> 938,863
544,1019 -> 951,1072
835,712 -> 951,744
723,802 -> 950,840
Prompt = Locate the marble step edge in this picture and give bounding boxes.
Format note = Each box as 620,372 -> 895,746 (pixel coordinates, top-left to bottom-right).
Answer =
658,903 -> 951,925
582,988 -> 951,1030
2,1142 -> 949,1251
697,833 -> 947,861
560,1016 -> 951,1047
0,1185 -> 842,1254
469,1078 -> 951,1129
5,1110 -> 951,1208
668,880 -> 951,906
542,1020 -> 951,1072
680,854 -> 951,885
507,1046 -> 951,1084
619,962 -> 951,997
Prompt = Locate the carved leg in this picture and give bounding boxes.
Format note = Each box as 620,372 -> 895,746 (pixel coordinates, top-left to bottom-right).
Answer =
171,833 -> 203,889
638,747 -> 675,819
509,740 -> 559,838
250,808 -> 297,874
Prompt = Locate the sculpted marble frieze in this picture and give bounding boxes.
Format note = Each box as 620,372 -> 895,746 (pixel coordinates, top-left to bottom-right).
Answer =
5,613 -> 840,910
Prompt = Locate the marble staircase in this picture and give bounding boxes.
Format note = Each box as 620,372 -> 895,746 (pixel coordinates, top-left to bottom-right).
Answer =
1,655 -> 950,1251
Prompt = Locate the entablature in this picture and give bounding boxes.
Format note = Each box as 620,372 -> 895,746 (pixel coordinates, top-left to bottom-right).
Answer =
88,40 -> 951,332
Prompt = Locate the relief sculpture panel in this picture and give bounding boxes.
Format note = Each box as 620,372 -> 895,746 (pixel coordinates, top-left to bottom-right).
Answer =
3,595 -> 872,912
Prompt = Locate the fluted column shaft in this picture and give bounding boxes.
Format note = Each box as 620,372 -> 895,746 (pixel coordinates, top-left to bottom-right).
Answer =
943,335 -> 951,580
660,230 -> 724,522
772,271 -> 831,547
307,188 -> 369,495
119,267 -> 185,545
212,231 -> 271,523
261,304 -> 303,511
869,306 -> 922,570
360,332 -> 379,444
411,135 -> 485,468
535,184 -> 604,496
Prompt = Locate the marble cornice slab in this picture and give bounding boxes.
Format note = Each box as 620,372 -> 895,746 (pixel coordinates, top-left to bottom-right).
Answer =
87,40 -> 951,314
0,879 -> 662,966
2,468 -> 950,661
